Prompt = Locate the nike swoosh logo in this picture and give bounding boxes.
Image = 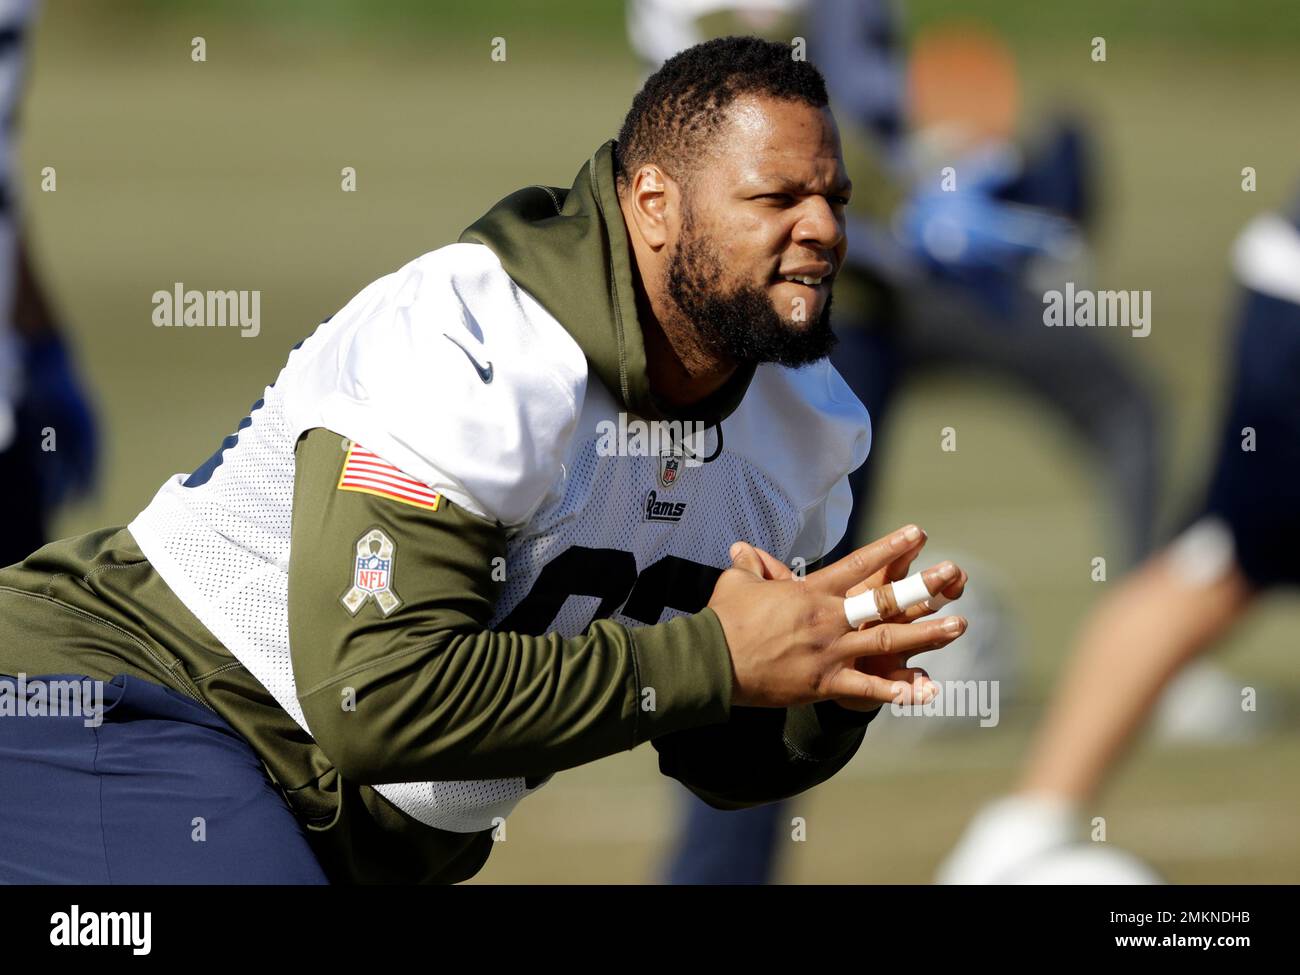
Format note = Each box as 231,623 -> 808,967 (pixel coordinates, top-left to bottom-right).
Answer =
443,333 -> 493,384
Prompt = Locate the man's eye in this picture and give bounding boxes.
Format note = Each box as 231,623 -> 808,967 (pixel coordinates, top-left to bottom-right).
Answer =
828,195 -> 850,207
757,193 -> 793,204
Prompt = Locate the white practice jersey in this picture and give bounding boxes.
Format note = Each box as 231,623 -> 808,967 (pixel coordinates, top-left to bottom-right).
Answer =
129,241 -> 870,832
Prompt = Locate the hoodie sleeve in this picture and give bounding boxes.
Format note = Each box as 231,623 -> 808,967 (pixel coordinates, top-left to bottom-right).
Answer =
287,426 -> 736,785
652,701 -> 880,810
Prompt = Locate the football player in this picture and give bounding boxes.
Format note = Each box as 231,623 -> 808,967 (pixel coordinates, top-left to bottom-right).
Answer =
0,37 -> 967,884
938,194 -> 1300,884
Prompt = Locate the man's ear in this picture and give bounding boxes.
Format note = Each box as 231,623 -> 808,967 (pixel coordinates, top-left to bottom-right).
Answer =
623,164 -> 677,250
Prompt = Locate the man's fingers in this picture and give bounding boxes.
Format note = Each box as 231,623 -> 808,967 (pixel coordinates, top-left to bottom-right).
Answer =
844,533 -> 929,598
899,568 -> 968,622
887,561 -> 962,618
921,566 -> 967,611
727,541 -> 766,579
884,539 -> 926,584
751,544 -> 795,580
844,560 -> 961,626
729,541 -> 795,580
824,667 -> 939,707
823,668 -> 904,705
814,524 -> 926,595
886,667 -> 938,704
834,614 -> 967,659
890,665 -> 931,683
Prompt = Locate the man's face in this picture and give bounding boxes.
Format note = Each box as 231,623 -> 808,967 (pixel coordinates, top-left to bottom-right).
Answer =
663,95 -> 851,368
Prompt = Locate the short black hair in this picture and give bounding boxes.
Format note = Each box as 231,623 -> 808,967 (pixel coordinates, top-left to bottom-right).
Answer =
615,36 -> 829,193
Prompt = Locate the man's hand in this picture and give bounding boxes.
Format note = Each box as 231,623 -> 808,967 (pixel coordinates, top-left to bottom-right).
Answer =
707,524 -> 968,710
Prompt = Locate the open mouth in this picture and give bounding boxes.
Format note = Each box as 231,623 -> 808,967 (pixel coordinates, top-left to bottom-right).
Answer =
779,273 -> 826,287
769,273 -> 832,292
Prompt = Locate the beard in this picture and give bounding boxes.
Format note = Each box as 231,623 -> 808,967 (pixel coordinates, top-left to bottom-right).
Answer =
664,216 -> 838,368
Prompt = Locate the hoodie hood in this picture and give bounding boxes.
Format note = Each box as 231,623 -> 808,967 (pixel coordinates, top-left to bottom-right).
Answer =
459,140 -> 756,424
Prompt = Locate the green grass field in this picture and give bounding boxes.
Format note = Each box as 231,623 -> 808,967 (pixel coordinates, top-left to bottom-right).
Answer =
19,2 -> 1300,882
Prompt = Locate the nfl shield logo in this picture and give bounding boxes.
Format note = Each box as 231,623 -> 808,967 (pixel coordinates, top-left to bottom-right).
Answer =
659,454 -> 681,488
354,552 -> 390,594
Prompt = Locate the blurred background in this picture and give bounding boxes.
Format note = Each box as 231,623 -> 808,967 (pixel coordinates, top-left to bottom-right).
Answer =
17,0 -> 1300,881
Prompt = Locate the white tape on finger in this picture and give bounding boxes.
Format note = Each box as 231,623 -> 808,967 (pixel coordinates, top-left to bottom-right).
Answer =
923,592 -> 954,613
843,571 -> 935,628
892,572 -> 930,609
843,590 -> 881,627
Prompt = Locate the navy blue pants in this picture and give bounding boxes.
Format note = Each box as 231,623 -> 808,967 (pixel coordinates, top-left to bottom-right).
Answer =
1199,287 -> 1300,589
664,791 -> 784,885
0,673 -> 328,884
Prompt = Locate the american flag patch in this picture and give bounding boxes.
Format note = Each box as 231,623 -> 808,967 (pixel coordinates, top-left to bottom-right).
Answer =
337,442 -> 441,511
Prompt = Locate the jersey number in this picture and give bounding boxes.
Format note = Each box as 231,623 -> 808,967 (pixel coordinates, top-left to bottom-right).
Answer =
497,546 -> 723,636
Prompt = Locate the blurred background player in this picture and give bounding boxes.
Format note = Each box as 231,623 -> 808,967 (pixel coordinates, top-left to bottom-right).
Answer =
938,190 -> 1300,884
628,0 -> 1166,884
0,0 -> 98,566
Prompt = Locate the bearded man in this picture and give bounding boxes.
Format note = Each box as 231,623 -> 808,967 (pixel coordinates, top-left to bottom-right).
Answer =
0,36 -> 966,884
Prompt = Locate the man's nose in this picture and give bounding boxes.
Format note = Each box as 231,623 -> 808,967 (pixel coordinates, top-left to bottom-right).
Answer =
791,197 -> 844,253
